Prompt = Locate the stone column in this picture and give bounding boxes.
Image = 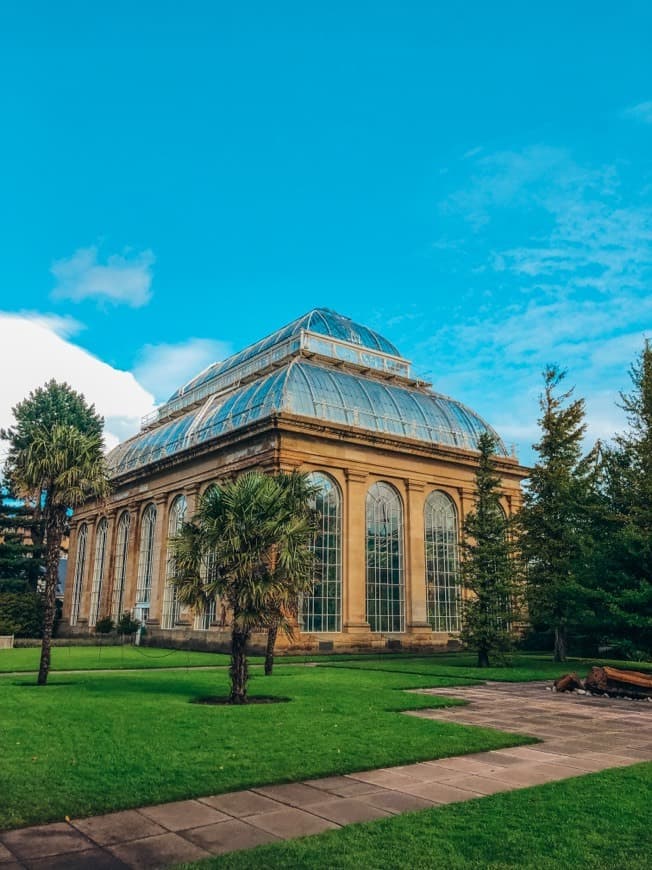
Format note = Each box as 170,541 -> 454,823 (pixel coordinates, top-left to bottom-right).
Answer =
342,469 -> 372,639
79,520 -> 98,628
98,510 -> 117,621
405,480 -> 431,637
62,520 -> 79,626
123,501 -> 142,612
149,494 -> 170,626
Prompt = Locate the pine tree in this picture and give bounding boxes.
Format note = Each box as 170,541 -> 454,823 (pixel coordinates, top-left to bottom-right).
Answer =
460,432 -> 520,667
0,489 -> 44,591
597,341 -> 652,654
520,366 -> 590,662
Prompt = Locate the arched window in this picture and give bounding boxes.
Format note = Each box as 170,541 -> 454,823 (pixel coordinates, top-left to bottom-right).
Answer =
300,472 -> 342,633
194,484 -> 220,630
161,495 -> 187,629
424,491 -> 461,633
89,518 -> 108,626
135,503 -> 157,622
111,511 -> 130,620
70,523 -> 88,625
366,482 -> 404,632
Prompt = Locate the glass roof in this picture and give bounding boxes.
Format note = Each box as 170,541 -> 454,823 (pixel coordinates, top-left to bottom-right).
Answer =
109,360 -> 508,475
167,308 -> 401,403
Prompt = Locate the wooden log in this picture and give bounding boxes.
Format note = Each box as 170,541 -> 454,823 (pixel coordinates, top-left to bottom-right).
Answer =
585,665 -> 652,698
554,673 -> 584,692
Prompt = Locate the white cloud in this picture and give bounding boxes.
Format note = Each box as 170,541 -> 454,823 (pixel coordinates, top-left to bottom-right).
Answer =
0,312 -> 155,457
51,246 -> 155,307
622,101 -> 652,124
134,338 -> 232,403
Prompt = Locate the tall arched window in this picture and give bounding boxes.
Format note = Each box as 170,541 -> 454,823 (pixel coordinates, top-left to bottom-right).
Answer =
135,503 -> 157,621
424,491 -> 461,632
194,484 -> 220,630
111,511 -> 130,620
366,482 -> 404,632
70,523 -> 88,625
300,472 -> 342,633
89,518 -> 108,626
161,495 -> 186,629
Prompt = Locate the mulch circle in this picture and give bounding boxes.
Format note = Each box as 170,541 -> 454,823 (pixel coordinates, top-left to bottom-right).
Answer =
191,695 -> 291,706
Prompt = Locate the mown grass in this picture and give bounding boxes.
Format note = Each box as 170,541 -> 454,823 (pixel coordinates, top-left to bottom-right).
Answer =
0,645 -> 233,672
0,665 -> 534,830
318,651 -> 652,682
181,762 -> 652,870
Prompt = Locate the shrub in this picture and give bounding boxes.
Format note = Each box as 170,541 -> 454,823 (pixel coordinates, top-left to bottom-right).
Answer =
117,613 -> 140,636
0,592 -> 44,638
94,616 -> 115,635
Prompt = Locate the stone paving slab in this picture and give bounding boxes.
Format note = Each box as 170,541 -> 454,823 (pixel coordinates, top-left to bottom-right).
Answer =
2,680 -> 650,868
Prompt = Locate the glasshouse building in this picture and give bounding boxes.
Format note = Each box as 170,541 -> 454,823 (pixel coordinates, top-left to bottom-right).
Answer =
61,309 -> 526,651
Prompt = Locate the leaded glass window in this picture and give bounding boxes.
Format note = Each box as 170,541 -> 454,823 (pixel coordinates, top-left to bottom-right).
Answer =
135,503 -> 157,619
70,523 -> 88,625
366,482 -> 404,632
424,491 -> 461,632
111,511 -> 130,620
161,495 -> 186,629
89,518 -> 108,626
300,472 -> 342,633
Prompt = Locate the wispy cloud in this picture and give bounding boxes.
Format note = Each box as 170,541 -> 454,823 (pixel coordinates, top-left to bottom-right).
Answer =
622,100 -> 652,124
134,338 -> 232,403
424,146 -> 652,461
51,245 -> 155,307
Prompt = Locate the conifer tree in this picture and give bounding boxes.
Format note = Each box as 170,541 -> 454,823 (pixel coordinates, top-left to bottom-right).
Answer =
460,432 -> 519,667
597,341 -> 652,654
520,366 -> 589,662
0,489 -> 43,591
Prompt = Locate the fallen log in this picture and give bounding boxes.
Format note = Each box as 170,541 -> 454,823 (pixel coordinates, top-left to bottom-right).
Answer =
585,665 -> 652,698
554,673 -> 584,692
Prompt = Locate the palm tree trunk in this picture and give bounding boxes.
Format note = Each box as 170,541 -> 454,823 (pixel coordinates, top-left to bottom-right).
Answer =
264,620 -> 278,676
229,625 -> 250,704
38,510 -> 65,686
553,626 -> 567,663
477,647 -> 490,668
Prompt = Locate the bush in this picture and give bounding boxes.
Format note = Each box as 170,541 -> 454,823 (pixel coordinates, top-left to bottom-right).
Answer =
117,613 -> 141,636
0,592 -> 44,638
94,616 -> 115,635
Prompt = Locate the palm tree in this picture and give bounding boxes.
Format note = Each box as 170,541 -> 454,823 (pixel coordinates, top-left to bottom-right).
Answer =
8,424 -> 109,684
171,471 -> 316,704
263,472 -> 319,676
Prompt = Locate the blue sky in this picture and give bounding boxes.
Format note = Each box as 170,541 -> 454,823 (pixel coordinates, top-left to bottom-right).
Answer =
0,1 -> 650,461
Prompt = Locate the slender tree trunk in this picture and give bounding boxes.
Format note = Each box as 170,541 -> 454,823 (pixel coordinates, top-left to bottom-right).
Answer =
477,647 -> 490,668
553,625 -> 567,663
38,510 -> 65,686
229,625 -> 250,704
265,620 -> 278,676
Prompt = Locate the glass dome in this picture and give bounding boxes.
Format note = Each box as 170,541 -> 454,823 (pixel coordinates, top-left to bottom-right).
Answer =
109,359 -> 508,475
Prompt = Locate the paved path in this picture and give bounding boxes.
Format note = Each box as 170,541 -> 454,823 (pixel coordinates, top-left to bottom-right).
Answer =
2,681 -> 651,869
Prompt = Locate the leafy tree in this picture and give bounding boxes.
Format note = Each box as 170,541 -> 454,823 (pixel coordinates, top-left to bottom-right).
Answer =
460,432 -> 520,667
519,366 -> 590,662
2,382 -> 109,685
171,471 -> 316,704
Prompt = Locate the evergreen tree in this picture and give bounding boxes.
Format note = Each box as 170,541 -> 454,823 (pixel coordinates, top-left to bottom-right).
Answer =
597,341 -> 652,654
460,432 -> 519,668
0,489 -> 44,591
520,366 -> 590,662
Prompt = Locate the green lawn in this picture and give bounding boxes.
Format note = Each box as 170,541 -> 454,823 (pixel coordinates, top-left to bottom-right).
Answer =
318,651 -> 652,682
0,664 -> 534,831
0,645 -> 232,672
180,762 -> 652,870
